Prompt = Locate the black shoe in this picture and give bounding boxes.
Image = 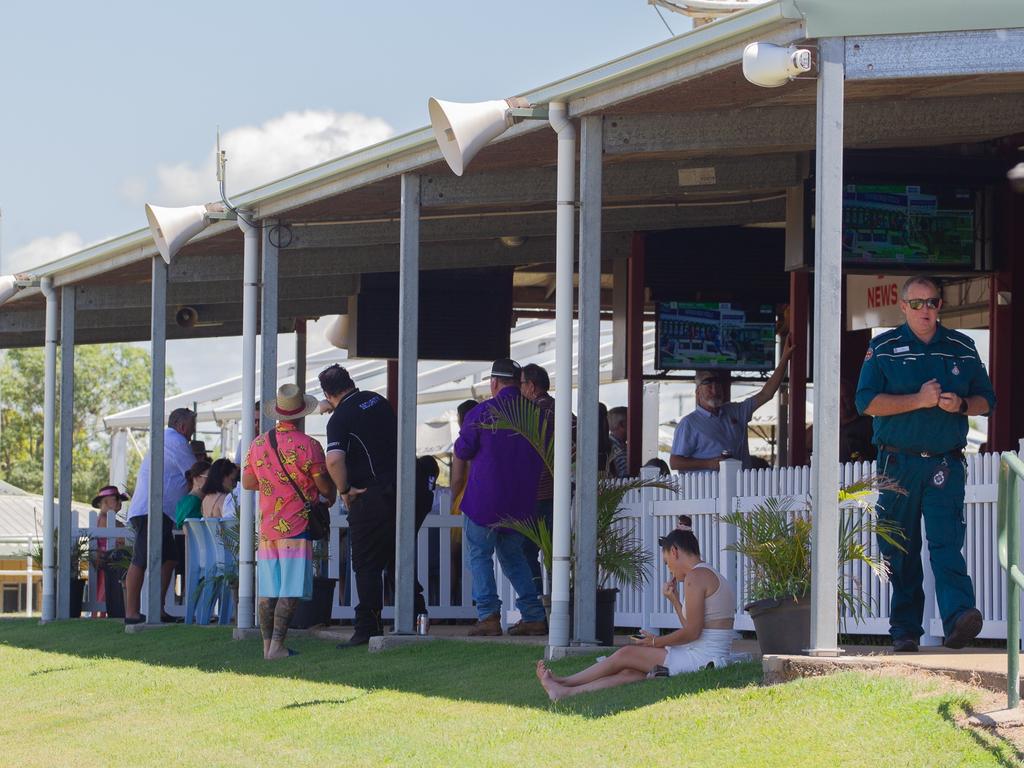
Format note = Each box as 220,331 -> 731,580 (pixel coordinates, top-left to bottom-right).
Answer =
944,608 -> 983,649
124,614 -> 146,626
892,636 -> 919,653
338,632 -> 371,648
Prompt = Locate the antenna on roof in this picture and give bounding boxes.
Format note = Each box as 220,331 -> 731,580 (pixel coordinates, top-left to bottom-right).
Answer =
213,126 -> 254,226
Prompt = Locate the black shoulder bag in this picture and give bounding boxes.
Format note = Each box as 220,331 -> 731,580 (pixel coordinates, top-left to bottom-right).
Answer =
268,429 -> 331,540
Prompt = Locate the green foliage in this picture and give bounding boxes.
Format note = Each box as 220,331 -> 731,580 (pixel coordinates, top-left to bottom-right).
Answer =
484,397 -> 669,590
722,475 -> 907,620
0,344 -> 173,502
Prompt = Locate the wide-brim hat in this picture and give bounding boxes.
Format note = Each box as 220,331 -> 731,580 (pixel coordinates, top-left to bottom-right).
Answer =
263,383 -> 318,421
92,485 -> 129,509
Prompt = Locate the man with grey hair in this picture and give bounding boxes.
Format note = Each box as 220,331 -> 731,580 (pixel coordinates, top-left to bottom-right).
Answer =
670,335 -> 794,472
857,274 -> 995,652
124,407 -> 197,624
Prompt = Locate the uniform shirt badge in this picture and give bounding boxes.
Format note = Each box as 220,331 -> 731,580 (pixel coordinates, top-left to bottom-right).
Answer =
952,364 -> 960,376
864,347 -> 873,361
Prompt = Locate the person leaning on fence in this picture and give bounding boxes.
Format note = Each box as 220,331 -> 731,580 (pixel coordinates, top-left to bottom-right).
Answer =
91,485 -> 129,618
536,527 -> 737,701
124,407 -> 198,626
242,384 -> 335,661
856,274 -> 996,653
451,358 -> 549,637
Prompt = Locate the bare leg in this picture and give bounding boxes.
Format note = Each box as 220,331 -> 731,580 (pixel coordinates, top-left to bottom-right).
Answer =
125,564 -> 144,619
266,597 -> 299,660
258,599 -> 276,658
542,669 -> 647,702
558,646 -> 666,688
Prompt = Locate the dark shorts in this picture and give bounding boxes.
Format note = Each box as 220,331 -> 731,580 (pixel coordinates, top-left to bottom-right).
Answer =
130,514 -> 177,569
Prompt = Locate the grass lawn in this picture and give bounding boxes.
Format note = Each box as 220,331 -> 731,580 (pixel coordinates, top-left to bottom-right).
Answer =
0,619 -> 1017,767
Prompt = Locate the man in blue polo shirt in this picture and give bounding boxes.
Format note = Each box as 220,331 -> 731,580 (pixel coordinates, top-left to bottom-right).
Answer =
670,335 -> 794,472
856,275 -> 996,653
451,358 -> 548,637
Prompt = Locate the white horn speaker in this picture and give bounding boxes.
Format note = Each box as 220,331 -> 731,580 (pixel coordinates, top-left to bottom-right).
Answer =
428,97 -> 517,176
324,314 -> 350,350
0,275 -> 19,305
145,203 -> 214,264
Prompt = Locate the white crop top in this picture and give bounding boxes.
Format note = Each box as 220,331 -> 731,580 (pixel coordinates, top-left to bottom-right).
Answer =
692,562 -> 736,621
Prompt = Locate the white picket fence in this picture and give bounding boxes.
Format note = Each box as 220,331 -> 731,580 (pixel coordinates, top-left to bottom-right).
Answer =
74,451 -> 1016,641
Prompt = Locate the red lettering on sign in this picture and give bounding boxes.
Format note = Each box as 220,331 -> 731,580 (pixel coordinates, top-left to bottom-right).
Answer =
867,283 -> 899,309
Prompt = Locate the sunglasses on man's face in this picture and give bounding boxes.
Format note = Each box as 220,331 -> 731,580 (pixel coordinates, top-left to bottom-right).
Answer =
905,297 -> 941,310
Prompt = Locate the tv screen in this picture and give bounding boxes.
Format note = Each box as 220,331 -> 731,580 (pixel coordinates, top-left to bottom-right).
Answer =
841,183 -> 976,269
656,301 -> 777,372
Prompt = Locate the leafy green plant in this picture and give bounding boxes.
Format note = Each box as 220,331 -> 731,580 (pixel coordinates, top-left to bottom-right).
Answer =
721,474 -> 907,621
482,395 -> 668,591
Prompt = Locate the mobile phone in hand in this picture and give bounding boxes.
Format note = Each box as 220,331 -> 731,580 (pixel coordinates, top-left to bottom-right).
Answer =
630,632 -> 646,641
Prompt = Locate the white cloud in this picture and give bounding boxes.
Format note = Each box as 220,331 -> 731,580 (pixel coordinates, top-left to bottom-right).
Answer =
152,110 -> 395,206
118,176 -> 148,205
7,231 -> 86,272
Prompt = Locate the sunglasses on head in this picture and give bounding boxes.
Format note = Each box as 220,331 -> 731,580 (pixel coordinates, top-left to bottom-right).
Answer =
906,297 -> 941,310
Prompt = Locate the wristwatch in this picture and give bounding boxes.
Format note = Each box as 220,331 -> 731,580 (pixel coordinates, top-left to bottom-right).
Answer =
958,398 -> 968,415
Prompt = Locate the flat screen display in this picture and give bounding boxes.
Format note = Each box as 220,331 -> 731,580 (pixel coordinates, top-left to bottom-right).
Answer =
842,183 -> 976,268
656,302 -> 777,372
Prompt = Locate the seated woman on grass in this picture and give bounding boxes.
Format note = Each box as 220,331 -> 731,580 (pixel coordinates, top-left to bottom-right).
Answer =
537,526 -> 736,701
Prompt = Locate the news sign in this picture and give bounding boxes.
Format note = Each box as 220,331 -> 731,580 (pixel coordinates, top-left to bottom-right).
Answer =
846,275 -> 904,331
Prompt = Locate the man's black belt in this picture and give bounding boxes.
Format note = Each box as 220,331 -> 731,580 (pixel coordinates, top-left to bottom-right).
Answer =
878,444 -> 964,460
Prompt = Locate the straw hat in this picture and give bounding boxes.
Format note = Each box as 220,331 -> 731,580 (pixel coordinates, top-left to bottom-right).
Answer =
262,383 -> 318,422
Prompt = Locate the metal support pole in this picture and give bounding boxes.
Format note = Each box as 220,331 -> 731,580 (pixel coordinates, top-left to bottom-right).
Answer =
788,271 -> 809,466
548,102 -> 575,652
237,214 -> 260,630
146,255 -> 167,625
574,114 -> 601,645
808,36 -> 845,656
56,286 -> 76,619
40,277 -> 57,622
394,173 -> 420,635
294,320 -> 307,433
1003,459 -> 1021,708
626,234 -> 645,476
109,428 -> 128,489
260,220 -> 279,433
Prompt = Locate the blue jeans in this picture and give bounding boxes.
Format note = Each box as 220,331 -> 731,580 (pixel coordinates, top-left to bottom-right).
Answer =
463,515 -> 546,623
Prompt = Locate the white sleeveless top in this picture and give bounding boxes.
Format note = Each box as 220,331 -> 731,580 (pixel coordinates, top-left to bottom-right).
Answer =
692,562 -> 736,621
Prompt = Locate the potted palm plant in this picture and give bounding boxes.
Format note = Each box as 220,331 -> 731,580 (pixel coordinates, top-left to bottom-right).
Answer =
721,475 -> 906,655
483,395 -> 666,645
25,534 -> 91,618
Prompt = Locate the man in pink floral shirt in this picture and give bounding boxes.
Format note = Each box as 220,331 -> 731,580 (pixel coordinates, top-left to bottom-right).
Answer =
242,384 -> 335,661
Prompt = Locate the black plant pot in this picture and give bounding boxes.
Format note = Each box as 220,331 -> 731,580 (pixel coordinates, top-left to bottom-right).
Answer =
595,588 -> 619,646
290,576 -> 337,629
69,577 -> 86,619
102,568 -> 126,619
746,594 -> 811,655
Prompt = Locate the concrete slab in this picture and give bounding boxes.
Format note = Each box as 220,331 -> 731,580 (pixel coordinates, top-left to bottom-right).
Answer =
546,644 -> 605,661
969,708 -> 1024,728
368,634 -> 437,653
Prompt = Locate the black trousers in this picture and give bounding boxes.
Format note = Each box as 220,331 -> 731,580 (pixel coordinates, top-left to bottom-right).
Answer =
349,484 -> 431,634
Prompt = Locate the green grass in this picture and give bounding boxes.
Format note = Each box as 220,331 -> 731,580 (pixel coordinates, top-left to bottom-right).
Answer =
0,619 -> 1017,767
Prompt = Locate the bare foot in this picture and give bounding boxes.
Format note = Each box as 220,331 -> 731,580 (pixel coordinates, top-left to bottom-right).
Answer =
265,647 -> 293,661
535,659 -> 564,684
538,672 -> 568,702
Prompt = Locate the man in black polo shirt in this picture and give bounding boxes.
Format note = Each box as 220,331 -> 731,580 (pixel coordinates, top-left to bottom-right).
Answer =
320,364 -> 398,647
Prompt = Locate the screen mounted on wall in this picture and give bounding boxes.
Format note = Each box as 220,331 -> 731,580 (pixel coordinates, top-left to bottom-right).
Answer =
656,301 -> 777,372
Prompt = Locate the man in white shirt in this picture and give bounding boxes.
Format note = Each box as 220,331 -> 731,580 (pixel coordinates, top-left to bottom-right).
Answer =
124,408 -> 197,624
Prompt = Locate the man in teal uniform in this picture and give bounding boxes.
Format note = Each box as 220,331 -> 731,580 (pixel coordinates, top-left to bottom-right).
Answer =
856,275 -> 995,653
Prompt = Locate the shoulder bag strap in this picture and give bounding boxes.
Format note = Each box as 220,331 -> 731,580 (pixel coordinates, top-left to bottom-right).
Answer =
268,429 -> 311,507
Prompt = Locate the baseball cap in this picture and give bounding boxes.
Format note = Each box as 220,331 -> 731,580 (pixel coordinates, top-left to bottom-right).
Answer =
490,358 -> 522,380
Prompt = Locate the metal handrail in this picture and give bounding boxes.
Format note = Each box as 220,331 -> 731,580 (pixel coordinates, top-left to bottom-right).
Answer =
997,451 -> 1024,708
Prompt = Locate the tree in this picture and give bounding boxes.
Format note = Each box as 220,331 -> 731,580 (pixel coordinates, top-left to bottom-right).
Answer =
0,344 -> 174,503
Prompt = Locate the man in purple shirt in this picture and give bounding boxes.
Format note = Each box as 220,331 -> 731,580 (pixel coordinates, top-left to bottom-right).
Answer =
451,358 -> 547,637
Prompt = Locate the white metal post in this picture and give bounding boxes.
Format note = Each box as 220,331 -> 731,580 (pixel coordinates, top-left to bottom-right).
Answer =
260,221 -> 279,433
109,428 -> 128,490
574,114 -> 601,645
237,214 -> 260,630
808,36 -> 845,657
146,255 -> 167,624
394,173 -> 420,635
548,101 -> 576,653
40,277 -> 57,622
57,285 -> 76,618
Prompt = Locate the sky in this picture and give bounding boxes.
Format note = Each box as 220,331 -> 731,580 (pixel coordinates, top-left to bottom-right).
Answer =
0,1 -> 682,275
0,1 -> 685,393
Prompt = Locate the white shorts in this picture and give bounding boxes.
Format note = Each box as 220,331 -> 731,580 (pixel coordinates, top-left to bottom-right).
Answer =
662,629 -> 738,676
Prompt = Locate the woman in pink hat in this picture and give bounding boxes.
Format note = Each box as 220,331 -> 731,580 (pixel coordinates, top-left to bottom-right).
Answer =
91,485 -> 129,617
